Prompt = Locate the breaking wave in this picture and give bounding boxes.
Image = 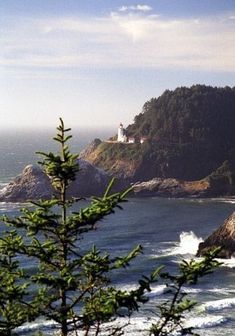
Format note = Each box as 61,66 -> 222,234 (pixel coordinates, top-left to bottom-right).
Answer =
17,319 -> 58,334
215,257 -> 235,268
200,297 -> 235,312
184,315 -> 227,329
146,285 -> 166,298
169,231 -> 203,256
0,201 -> 29,212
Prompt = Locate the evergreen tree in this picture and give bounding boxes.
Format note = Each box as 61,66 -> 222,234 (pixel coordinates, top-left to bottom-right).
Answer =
0,234 -> 32,336
0,119 -> 160,336
0,119 -> 220,336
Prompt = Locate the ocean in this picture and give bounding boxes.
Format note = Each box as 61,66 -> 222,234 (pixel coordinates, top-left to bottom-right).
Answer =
0,129 -> 235,335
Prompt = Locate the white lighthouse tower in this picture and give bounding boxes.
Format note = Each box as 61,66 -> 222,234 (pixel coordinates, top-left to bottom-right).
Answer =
117,123 -> 126,142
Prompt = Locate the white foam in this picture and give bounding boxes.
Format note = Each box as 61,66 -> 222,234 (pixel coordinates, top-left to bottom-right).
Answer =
184,315 -> 226,329
17,319 -> 58,333
146,285 -> 166,298
116,283 -> 139,292
170,231 -> 203,256
117,284 -> 166,299
179,286 -> 235,295
182,287 -> 202,294
200,297 -> 235,312
216,257 -> 235,268
80,316 -> 158,336
0,182 -> 8,188
115,314 -> 226,335
211,197 -> 235,204
149,247 -> 174,258
151,231 -> 204,258
15,312 -> 228,336
0,201 -> 29,212
188,197 -> 235,204
207,287 -> 235,295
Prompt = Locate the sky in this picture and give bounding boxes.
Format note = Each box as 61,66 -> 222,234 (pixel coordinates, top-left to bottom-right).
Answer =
0,0 -> 235,129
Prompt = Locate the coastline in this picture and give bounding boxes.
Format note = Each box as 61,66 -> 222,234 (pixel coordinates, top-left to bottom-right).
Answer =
0,162 -> 234,202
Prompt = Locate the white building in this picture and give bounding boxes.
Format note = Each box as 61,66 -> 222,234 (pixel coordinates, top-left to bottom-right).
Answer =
140,136 -> 148,144
117,123 -> 127,142
128,137 -> 135,143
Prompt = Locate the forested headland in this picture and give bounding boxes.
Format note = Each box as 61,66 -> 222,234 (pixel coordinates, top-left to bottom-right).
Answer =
81,85 -> 235,195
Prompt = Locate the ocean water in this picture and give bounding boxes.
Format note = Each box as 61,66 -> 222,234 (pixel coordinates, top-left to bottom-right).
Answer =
0,127 -> 113,185
0,130 -> 235,335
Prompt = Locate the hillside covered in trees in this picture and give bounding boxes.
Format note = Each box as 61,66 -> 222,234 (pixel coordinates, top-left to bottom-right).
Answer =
81,85 -> 235,195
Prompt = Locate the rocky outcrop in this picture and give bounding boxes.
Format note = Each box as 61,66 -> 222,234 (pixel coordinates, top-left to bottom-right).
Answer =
0,159 -> 110,202
68,159 -> 110,197
80,139 -> 235,197
79,140 -> 143,180
197,212 -> 235,258
0,159 -> 234,202
132,177 -> 210,197
0,165 -> 52,202
79,138 -> 102,159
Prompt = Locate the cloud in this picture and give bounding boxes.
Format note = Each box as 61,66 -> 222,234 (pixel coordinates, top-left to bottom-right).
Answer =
1,11 -> 235,74
110,12 -> 156,41
118,5 -> 152,12
136,5 -> 152,11
118,6 -> 128,12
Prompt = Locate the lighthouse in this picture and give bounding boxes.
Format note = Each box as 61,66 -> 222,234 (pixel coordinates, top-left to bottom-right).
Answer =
117,123 -> 126,142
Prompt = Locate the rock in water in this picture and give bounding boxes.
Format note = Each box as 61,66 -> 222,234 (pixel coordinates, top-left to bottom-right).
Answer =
0,159 -> 110,202
197,212 -> 235,258
0,165 -> 52,202
68,159 -> 109,197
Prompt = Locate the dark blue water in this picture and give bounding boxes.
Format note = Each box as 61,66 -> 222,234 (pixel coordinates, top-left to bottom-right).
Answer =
0,131 -> 235,335
0,128 -> 113,184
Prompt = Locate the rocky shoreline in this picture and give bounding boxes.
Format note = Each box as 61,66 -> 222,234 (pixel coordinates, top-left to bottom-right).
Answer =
0,159 -> 234,202
197,212 -> 235,258
132,177 -> 211,198
1,160 -> 235,261
0,159 -> 109,202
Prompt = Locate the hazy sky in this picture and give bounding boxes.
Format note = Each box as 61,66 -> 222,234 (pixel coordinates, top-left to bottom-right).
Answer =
1,0 -> 235,129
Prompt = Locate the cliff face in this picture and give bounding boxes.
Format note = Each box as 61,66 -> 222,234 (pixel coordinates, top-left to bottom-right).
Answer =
80,140 -> 235,196
79,138 -> 102,158
197,212 -> 235,258
80,142 -> 144,180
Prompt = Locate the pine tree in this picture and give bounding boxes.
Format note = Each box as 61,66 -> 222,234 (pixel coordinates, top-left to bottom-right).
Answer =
0,232 -> 32,336
0,119 -> 220,336
0,119 -> 160,336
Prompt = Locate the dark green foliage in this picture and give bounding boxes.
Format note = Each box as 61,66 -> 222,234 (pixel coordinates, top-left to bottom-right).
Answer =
126,85 -> 235,180
128,85 -> 235,144
206,160 -> 235,195
0,239 -> 30,335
